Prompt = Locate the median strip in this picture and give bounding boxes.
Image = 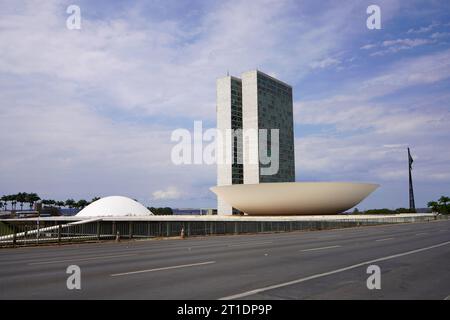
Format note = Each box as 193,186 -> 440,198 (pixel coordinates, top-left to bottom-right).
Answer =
110,261 -> 216,277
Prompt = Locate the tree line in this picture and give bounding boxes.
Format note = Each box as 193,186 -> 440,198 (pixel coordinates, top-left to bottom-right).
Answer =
352,195 -> 450,215
0,193 -> 101,211
148,207 -> 173,215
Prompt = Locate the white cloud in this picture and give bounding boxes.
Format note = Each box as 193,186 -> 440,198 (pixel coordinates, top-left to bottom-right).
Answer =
370,38 -> 433,56
309,57 -> 341,69
431,32 -> 450,39
407,23 -> 439,34
382,38 -> 431,47
360,44 -> 377,50
153,186 -> 182,200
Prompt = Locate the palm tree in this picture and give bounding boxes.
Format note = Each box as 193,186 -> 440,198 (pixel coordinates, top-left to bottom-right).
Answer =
56,201 -> 65,208
91,196 -> 101,203
26,193 -> 40,210
1,195 -> 8,210
65,199 -> 76,209
77,199 -> 88,209
17,192 -> 26,211
11,194 -> 17,211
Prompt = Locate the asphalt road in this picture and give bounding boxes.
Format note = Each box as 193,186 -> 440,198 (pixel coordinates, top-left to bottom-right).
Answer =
0,219 -> 449,300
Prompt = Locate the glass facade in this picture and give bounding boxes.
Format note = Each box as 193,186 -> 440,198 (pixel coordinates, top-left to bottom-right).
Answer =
230,78 -> 244,185
256,72 -> 295,183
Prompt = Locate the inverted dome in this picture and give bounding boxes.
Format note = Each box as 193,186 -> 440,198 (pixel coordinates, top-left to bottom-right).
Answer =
211,182 -> 379,215
76,196 -> 153,217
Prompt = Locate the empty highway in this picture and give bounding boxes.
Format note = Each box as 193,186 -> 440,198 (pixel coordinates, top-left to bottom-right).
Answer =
0,219 -> 449,300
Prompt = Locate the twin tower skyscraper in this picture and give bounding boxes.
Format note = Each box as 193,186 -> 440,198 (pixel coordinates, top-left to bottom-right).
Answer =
216,70 -> 295,214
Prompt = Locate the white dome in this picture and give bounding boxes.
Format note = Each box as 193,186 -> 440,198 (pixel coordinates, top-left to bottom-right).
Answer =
76,196 -> 153,217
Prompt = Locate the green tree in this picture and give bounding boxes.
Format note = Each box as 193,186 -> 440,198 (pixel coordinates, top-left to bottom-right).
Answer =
148,207 -> 173,215
395,207 -> 416,213
1,195 -> 8,210
363,208 -> 395,215
427,196 -> 450,214
76,199 -> 88,209
11,194 -> 17,211
65,199 -> 76,209
26,193 -> 40,210
16,192 -> 27,211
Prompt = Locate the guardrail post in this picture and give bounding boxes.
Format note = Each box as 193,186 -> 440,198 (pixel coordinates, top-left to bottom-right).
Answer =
36,220 -> 40,245
96,221 -> 100,241
112,221 -> 116,239
234,221 -> 238,235
115,230 -> 120,242
12,225 -> 17,247
58,224 -> 62,244
129,221 -> 133,239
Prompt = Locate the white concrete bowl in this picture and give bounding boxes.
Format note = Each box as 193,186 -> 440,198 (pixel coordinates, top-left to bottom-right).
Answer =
211,182 -> 379,215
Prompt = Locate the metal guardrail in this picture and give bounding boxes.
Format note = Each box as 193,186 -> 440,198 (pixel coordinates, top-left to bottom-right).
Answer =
0,215 -> 447,248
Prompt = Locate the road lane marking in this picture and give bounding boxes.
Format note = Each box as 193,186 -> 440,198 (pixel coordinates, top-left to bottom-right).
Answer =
444,294 -> 450,300
220,240 -> 450,300
28,253 -> 137,265
375,238 -> 395,242
300,245 -> 341,252
318,235 -> 341,239
228,241 -> 273,247
111,261 -> 216,277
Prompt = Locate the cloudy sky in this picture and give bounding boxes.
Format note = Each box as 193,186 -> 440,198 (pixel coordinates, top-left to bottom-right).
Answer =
1,0 -> 449,210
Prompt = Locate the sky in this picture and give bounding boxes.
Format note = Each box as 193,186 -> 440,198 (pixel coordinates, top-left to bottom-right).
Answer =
0,0 -> 449,210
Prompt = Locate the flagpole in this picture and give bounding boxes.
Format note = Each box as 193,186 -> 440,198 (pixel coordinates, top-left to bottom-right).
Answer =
408,147 -> 416,211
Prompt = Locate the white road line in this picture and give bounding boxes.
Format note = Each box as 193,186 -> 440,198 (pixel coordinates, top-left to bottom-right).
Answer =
300,245 -> 341,252
415,233 -> 429,236
111,261 -> 216,277
228,241 -> 273,247
375,238 -> 395,242
317,235 -> 342,239
28,253 -> 137,265
444,294 -> 450,300
219,240 -> 450,300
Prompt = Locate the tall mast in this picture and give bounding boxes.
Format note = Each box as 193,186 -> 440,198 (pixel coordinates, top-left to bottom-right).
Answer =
408,147 -> 415,211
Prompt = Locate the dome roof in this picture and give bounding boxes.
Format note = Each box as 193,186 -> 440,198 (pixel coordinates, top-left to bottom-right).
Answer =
76,196 -> 153,217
